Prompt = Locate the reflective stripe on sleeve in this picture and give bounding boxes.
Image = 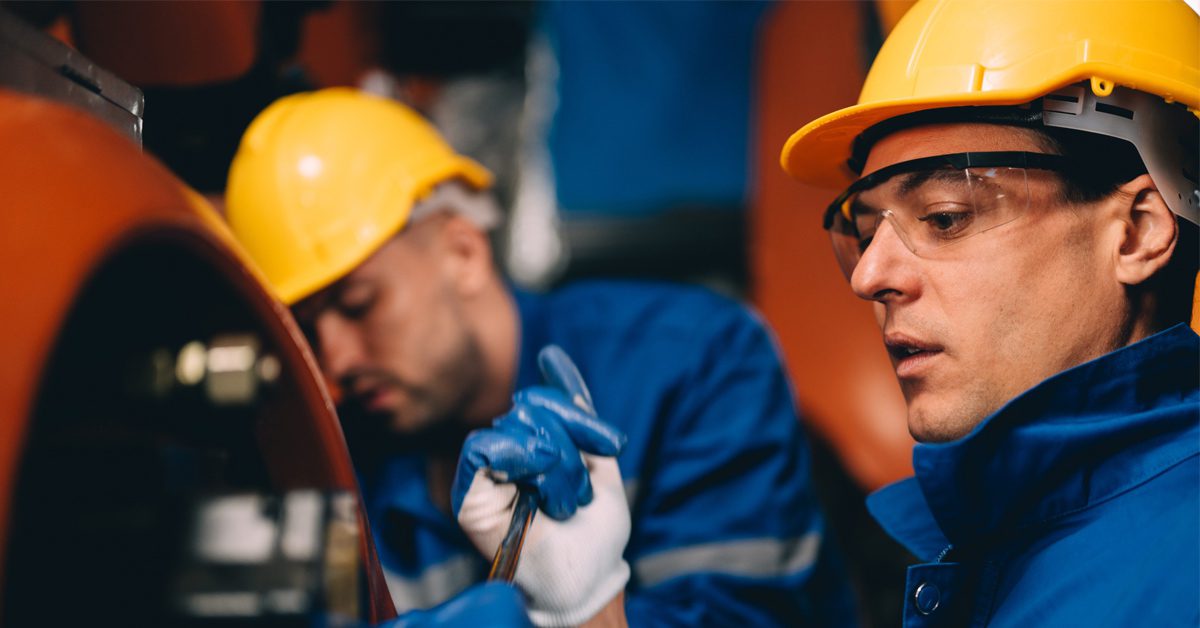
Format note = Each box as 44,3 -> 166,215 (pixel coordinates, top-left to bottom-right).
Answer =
633,532 -> 821,588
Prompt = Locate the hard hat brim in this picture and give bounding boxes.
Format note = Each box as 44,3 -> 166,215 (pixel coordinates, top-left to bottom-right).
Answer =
781,92 -> 1029,190
782,72 -> 1200,192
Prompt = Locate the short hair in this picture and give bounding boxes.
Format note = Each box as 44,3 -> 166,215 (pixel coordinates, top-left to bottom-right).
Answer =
408,179 -> 502,231
1027,126 -> 1146,206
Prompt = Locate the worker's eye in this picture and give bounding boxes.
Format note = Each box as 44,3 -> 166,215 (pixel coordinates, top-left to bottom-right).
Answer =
336,286 -> 376,319
917,203 -> 975,239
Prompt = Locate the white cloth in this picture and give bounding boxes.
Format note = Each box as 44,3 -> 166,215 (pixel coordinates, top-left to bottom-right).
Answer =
456,454 -> 631,626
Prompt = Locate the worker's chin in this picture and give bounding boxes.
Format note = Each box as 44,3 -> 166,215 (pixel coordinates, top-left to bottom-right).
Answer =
904,396 -> 978,444
387,406 -> 440,435
340,391 -> 467,454
391,412 -> 466,452
343,389 -> 424,432
337,404 -> 390,441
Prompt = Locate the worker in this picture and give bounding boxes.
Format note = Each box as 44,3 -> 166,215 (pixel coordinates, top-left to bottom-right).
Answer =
225,88 -> 854,625
775,0 -> 1198,624
469,0 -> 1200,625
499,0 -> 1200,624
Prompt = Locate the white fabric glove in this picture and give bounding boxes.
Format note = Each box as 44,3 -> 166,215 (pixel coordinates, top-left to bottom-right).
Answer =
451,346 -> 631,626
457,455 -> 630,626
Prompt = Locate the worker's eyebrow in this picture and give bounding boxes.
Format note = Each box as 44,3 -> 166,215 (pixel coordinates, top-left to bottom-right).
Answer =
897,168 -> 967,196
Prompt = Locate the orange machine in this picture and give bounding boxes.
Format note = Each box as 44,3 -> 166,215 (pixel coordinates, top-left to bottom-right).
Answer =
754,1 -> 916,492
0,88 -> 396,625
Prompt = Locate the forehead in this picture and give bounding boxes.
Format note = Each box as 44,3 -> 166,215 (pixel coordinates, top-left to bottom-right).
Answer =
290,236 -> 413,317
341,234 -> 410,281
861,123 -> 1049,176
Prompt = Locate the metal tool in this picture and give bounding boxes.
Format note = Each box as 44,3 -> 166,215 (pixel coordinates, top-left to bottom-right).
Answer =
488,489 -> 537,582
488,346 -> 595,583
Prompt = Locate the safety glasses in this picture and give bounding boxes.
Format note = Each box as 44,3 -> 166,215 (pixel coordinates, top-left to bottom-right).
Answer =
823,151 -> 1070,280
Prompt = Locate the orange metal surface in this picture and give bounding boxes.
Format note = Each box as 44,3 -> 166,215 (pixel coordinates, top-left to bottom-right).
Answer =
752,2 -> 915,491
70,0 -> 260,86
299,1 -> 383,88
875,0 -> 919,36
0,89 -> 395,621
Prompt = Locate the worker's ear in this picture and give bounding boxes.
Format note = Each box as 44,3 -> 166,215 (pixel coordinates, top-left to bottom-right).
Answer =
1113,174 -> 1178,287
437,213 -> 494,297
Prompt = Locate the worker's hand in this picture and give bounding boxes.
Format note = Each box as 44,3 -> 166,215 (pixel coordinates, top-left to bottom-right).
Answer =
378,582 -> 531,628
452,346 -> 631,627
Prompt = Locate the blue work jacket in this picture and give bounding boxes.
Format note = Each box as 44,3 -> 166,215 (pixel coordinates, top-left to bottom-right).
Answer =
868,324 -> 1200,627
361,280 -> 855,626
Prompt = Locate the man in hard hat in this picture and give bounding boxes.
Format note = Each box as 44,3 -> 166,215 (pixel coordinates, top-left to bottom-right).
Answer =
774,0 -> 1198,624
225,88 -> 853,626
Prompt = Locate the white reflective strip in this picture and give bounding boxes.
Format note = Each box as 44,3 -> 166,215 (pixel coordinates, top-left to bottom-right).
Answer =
634,532 -> 821,588
383,553 -> 481,613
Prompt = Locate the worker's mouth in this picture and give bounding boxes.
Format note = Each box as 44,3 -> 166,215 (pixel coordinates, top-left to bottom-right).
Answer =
884,333 -> 943,378
358,385 -> 397,413
343,377 -> 393,413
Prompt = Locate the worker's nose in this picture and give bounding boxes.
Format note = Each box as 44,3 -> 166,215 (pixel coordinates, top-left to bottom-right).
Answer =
850,218 -> 920,305
313,313 -> 366,381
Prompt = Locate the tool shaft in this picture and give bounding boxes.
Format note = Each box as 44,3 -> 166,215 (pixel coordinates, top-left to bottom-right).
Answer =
488,489 -> 537,581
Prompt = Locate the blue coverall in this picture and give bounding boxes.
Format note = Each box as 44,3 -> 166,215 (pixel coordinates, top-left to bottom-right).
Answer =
868,324 -> 1200,627
360,280 -> 856,625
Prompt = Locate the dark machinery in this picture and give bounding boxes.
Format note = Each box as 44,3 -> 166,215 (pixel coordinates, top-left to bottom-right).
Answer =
0,11 -> 396,626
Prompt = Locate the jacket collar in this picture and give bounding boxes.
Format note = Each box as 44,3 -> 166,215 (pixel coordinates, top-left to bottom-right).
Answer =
870,324 -> 1200,559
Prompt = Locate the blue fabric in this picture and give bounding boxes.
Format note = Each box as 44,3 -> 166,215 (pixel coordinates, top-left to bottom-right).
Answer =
868,324 -> 1200,626
379,583 -> 531,628
543,2 -> 769,215
361,455 -> 484,599
363,280 -> 857,626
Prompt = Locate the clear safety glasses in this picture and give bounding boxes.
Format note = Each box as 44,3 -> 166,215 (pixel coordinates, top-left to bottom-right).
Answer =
823,151 -> 1070,280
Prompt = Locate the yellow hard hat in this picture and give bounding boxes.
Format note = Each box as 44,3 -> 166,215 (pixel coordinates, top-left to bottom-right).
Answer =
781,0 -> 1200,192
226,88 -> 493,304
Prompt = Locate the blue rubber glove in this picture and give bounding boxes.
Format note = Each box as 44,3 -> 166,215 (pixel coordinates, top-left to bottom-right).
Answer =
450,347 -> 627,519
378,582 -> 531,628
451,345 -> 632,626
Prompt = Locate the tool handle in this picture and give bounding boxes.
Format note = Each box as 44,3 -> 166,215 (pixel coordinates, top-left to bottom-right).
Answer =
487,489 -> 537,582
488,346 -> 593,583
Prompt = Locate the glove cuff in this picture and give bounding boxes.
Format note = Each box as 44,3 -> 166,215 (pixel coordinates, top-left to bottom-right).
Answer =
526,559 -> 630,627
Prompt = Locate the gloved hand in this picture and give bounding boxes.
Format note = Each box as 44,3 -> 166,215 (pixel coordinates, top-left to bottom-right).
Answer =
378,582 -> 531,628
451,345 -> 631,627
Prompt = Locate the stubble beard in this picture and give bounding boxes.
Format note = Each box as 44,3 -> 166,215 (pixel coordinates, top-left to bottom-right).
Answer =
343,329 -> 489,459
398,329 -> 488,451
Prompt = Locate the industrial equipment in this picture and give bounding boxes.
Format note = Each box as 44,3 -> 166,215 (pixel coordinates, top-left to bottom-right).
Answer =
0,12 -> 396,626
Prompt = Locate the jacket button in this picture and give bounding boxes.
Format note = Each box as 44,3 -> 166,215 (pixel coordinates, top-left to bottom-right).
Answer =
913,582 -> 940,615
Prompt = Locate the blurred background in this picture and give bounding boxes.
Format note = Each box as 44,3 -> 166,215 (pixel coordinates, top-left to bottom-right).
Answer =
2,1 -> 921,625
